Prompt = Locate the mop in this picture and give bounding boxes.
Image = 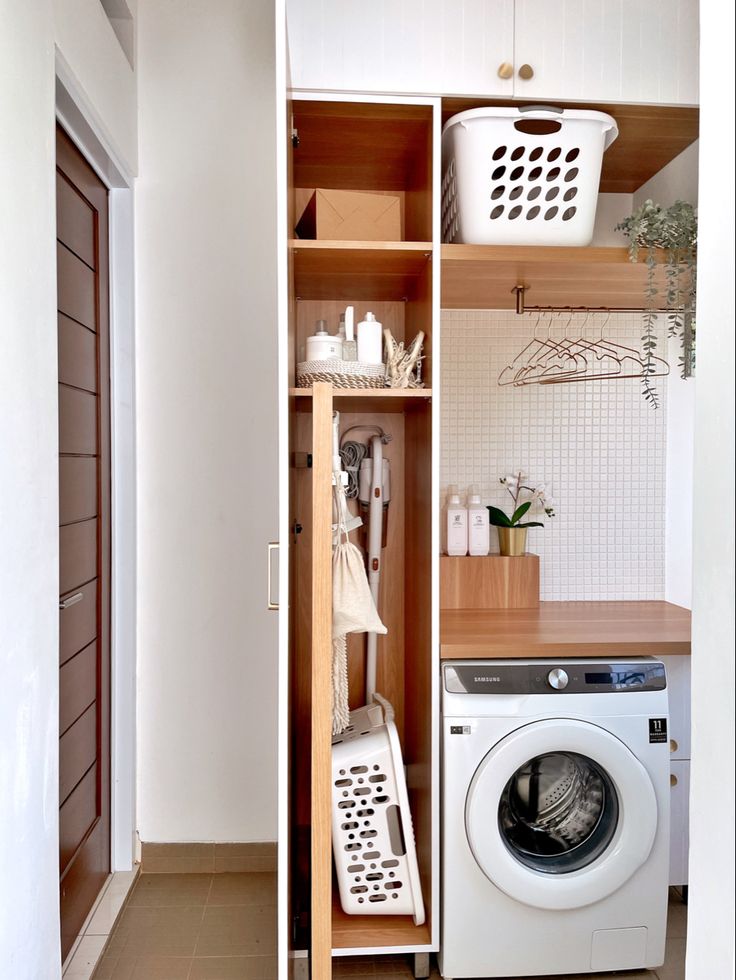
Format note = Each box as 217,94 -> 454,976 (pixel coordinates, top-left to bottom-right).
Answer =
330,421 -> 425,925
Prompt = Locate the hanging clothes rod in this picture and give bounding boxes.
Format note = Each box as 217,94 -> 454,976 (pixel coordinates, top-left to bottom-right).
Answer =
512,285 -> 672,316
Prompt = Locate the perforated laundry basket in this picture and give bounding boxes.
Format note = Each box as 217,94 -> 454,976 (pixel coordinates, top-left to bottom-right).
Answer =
331,695 -> 425,924
441,106 -> 618,246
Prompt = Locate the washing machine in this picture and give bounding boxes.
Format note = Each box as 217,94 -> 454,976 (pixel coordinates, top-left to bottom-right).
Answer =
440,659 -> 670,979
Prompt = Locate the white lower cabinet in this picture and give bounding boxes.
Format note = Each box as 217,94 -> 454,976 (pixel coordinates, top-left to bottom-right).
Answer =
669,760 -> 690,887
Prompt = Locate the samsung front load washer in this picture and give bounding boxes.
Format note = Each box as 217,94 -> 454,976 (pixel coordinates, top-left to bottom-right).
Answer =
440,659 -> 670,978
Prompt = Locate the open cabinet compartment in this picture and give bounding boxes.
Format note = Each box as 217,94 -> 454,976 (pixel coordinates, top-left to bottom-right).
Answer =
290,393 -> 434,952
287,96 -> 439,963
292,99 -> 434,243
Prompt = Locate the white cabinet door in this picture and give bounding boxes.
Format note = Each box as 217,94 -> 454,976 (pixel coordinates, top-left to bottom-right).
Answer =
513,0 -> 699,105
287,0 -> 515,97
662,656 -> 691,760
669,760 -> 690,886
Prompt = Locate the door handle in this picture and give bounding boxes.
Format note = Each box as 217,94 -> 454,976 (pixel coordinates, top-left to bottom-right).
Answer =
267,542 -> 279,611
59,591 -> 83,610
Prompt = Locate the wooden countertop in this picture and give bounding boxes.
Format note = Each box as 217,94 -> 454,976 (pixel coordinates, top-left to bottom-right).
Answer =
441,601 -> 691,659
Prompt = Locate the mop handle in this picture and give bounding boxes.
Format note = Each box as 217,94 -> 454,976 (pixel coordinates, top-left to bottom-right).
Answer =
365,435 -> 383,702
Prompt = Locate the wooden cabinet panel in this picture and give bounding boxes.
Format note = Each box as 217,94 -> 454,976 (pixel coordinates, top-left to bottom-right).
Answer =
59,765 -> 97,874
59,456 -> 98,525
60,641 -> 97,736
57,242 -> 96,329
59,703 -> 97,805
58,314 -> 98,393
59,385 -> 97,455
59,519 -> 97,595
56,173 -> 95,268
513,0 -> 698,105
60,582 -> 97,666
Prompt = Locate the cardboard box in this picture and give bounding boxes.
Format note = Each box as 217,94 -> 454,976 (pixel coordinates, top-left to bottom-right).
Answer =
295,188 -> 402,241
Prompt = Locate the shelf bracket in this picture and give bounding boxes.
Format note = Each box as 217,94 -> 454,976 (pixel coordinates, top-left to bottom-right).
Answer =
513,284 -> 526,316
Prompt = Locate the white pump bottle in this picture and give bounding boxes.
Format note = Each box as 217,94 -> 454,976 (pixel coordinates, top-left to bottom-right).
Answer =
446,485 -> 468,556
467,484 -> 490,556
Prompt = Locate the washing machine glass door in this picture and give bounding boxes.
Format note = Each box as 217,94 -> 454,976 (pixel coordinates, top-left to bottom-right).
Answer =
465,718 -> 658,910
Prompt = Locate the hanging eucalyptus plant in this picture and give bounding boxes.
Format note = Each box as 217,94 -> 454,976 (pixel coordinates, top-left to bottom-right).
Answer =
616,199 -> 697,408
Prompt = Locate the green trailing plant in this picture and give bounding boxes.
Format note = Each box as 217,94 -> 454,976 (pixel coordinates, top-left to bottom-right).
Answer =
487,471 -> 556,529
616,200 -> 697,408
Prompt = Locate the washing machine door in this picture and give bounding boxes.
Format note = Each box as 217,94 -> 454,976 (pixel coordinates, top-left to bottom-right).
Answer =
465,718 -> 658,910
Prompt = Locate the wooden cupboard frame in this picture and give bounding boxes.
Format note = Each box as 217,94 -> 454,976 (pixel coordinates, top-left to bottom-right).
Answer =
282,94 -> 442,976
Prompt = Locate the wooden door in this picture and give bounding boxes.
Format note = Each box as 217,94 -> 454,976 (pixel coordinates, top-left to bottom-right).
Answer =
56,125 -> 111,961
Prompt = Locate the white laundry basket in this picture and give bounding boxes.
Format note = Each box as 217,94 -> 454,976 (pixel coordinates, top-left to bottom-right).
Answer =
442,106 -> 618,246
331,695 -> 425,924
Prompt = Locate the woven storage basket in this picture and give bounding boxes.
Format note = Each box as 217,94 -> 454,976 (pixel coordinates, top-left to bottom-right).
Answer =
297,359 -> 386,389
442,105 -> 618,246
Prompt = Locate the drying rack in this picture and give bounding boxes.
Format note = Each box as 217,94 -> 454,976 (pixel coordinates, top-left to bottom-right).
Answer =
511,284 -> 674,316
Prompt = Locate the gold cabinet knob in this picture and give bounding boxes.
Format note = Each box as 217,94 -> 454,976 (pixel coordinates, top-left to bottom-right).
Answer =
670,738 -> 679,753
498,62 -> 514,80
518,63 -> 535,80
670,773 -> 678,787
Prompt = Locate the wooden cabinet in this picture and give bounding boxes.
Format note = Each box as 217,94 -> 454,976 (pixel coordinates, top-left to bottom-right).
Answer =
287,0 -> 698,106
279,95 -> 441,977
287,0 -> 514,98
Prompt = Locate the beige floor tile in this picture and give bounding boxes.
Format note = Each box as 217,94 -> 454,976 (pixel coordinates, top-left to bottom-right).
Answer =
106,906 -> 204,956
188,955 -> 278,979
655,935 -> 687,980
195,906 -> 277,957
666,898 -> 689,940
207,873 -> 276,907
127,873 -> 213,908
92,953 -> 192,979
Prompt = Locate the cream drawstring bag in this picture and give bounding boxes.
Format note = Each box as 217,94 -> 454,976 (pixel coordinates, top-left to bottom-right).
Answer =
332,484 -> 386,734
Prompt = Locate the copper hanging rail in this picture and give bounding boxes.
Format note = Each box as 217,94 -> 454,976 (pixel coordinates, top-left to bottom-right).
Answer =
512,285 -> 672,316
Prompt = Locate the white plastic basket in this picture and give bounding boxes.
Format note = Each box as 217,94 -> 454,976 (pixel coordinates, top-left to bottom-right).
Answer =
442,105 -> 618,246
331,695 -> 425,924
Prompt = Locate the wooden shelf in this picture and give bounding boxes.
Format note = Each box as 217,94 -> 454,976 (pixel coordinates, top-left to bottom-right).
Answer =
332,890 -> 432,952
441,244 -> 674,310
441,98 -> 699,194
292,241 -> 433,301
290,387 -> 432,413
441,600 -> 692,659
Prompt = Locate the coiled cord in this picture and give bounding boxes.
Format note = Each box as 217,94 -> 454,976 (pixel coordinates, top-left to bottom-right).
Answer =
338,441 -> 367,498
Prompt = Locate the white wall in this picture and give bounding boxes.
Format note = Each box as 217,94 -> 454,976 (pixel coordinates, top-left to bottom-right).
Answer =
631,142 -> 700,609
54,0 -> 138,176
0,3 -> 61,977
686,2 -> 735,976
135,0 -> 279,842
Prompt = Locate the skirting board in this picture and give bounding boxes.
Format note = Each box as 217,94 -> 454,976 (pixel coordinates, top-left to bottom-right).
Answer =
140,841 -> 277,873
440,554 -> 540,609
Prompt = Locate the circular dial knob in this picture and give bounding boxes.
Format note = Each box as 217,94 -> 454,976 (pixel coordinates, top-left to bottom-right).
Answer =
547,668 -> 569,690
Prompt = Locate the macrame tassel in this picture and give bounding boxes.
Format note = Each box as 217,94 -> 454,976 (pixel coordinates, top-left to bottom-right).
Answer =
332,635 -> 350,735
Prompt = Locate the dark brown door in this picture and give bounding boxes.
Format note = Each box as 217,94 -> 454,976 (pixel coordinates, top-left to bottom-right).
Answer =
56,125 -> 111,961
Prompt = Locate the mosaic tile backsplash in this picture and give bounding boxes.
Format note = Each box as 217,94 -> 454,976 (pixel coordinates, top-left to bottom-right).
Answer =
441,311 -> 667,601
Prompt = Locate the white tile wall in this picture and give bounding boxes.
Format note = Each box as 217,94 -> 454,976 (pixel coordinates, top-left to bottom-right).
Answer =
441,311 -> 668,600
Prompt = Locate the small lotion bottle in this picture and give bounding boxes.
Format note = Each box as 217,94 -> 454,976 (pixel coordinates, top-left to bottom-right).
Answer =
357,311 -> 383,365
467,484 -> 490,556
446,485 -> 468,556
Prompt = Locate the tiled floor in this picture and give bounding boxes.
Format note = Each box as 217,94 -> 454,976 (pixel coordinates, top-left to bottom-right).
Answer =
91,872 -> 277,979
91,873 -> 686,980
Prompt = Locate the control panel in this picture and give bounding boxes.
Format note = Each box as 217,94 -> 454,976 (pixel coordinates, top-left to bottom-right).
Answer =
443,661 -> 667,695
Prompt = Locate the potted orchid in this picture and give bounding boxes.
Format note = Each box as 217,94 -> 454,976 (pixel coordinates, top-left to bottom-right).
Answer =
487,471 -> 556,556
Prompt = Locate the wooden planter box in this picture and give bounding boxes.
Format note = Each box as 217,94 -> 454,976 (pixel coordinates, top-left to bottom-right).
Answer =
440,554 -> 540,609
